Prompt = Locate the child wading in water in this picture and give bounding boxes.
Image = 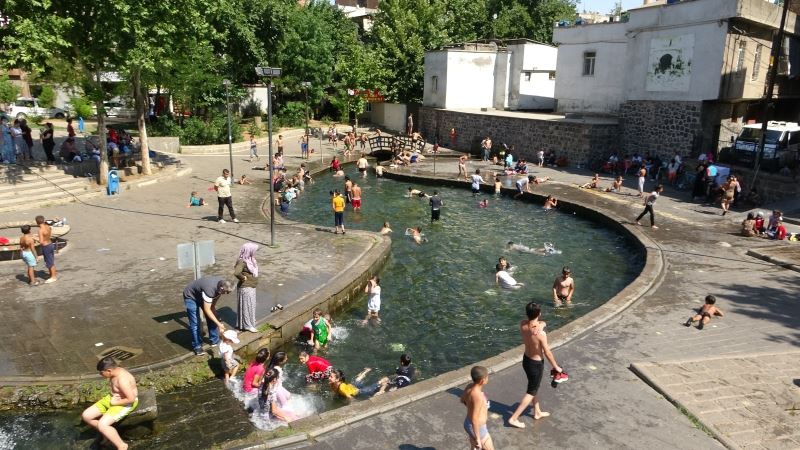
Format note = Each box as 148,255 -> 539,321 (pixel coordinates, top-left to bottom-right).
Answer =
220,330 -> 241,385
311,309 -> 331,350
363,276 -> 382,324
684,295 -> 724,330
461,366 -> 495,450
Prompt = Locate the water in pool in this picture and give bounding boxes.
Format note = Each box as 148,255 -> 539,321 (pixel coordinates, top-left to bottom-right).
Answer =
277,168 -> 642,410
0,167 -> 642,447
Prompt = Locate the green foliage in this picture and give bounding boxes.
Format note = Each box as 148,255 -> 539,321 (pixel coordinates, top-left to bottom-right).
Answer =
488,0 -> 576,42
27,115 -> 44,126
241,98 -> 263,118
148,113 -> 242,145
37,85 -> 56,109
248,121 -> 262,138
0,75 -> 20,105
69,96 -> 94,119
276,101 -> 307,128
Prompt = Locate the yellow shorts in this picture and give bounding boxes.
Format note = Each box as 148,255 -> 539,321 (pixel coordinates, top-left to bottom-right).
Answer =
93,394 -> 138,423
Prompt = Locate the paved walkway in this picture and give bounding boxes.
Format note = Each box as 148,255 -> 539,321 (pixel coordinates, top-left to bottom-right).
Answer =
0,131 -> 368,380
300,160 -> 800,450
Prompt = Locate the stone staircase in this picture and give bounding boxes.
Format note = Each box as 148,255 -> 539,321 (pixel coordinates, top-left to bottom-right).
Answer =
0,164 -> 99,212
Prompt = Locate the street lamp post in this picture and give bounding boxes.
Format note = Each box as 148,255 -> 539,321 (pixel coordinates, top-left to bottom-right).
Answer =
222,79 -> 234,179
301,81 -> 311,160
255,66 -> 282,247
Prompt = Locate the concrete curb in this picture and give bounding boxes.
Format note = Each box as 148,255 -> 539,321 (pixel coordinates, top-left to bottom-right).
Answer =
629,362 -> 729,448
745,248 -> 800,273
171,128 -> 307,155
240,169 -> 667,449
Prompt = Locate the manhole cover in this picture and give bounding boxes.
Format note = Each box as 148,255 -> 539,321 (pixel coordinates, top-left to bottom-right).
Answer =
97,346 -> 143,362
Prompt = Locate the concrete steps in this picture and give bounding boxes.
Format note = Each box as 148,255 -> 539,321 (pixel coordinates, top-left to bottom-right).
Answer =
0,164 -> 98,212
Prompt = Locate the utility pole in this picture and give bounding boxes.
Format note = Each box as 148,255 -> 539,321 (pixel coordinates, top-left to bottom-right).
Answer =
751,0 -> 790,190
255,66 -> 282,247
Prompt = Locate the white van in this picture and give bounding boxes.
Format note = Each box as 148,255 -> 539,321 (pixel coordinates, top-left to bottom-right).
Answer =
8,97 -> 67,119
732,121 -> 800,170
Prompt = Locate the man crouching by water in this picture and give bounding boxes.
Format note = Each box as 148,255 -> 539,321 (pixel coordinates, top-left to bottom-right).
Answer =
82,356 -> 138,450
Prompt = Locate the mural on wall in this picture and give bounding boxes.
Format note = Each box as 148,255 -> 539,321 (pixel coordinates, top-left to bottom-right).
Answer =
646,34 -> 694,92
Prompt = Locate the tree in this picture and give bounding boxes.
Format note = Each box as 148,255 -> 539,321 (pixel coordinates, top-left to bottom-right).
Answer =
1,0 -> 135,184
370,0 -> 449,103
488,0 -> 576,43
37,85 -> 56,109
0,75 -> 20,106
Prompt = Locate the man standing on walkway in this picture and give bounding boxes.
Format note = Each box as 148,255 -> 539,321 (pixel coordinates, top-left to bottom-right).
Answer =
508,302 -> 564,429
481,136 -> 492,162
332,189 -> 346,234
430,191 -> 443,223
407,113 -> 413,136
215,169 -> 238,224
35,215 -> 57,283
183,276 -> 233,355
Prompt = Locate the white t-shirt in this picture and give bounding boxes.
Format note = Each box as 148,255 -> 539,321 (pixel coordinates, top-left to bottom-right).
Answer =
219,341 -> 233,360
537,150 -> 544,159
215,176 -> 232,198
357,158 -> 368,169
497,270 -> 517,288
367,285 -> 381,312
646,191 -> 660,206
471,174 -> 484,190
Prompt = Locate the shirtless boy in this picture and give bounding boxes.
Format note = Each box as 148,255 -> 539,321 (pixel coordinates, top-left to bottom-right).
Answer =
351,183 -> 363,211
357,156 -> 369,178
461,366 -> 495,450
406,226 -> 423,245
82,356 -> 139,450
605,176 -> 623,193
19,225 -> 39,285
552,266 -> 574,306
35,215 -> 57,283
684,295 -> 724,330
507,302 -> 563,429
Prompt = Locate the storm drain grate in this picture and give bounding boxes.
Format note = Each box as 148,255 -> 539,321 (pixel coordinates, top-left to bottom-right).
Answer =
98,346 -> 143,362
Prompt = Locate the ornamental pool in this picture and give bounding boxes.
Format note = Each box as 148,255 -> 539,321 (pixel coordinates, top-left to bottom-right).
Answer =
0,167 -> 643,448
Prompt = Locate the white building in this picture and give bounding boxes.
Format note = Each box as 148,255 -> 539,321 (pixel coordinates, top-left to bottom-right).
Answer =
423,39 -> 557,112
552,0 -> 800,156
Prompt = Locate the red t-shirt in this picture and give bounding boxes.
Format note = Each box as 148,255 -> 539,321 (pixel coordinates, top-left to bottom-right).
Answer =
242,362 -> 265,393
306,355 -> 331,374
776,225 -> 787,240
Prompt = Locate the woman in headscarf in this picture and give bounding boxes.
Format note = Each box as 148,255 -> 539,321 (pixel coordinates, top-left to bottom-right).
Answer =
234,242 -> 260,333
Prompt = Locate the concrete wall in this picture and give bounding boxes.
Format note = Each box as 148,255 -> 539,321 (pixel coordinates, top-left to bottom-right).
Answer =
493,51 -> 511,110
619,100 -> 702,159
241,86 -> 270,115
553,23 -> 628,114
423,51 -> 448,108
419,107 -> 619,166
507,43 -> 557,110
368,102 -> 407,134
446,51 -> 498,109
719,21 -> 773,101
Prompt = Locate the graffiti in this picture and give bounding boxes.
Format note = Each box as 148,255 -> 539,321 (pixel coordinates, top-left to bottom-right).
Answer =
646,34 -> 694,92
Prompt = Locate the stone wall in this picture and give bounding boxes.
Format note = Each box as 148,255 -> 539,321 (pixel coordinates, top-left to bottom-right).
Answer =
619,100 -> 702,159
419,107 -> 619,166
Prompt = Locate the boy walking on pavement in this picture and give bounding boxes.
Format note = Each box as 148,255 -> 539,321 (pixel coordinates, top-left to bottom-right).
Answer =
35,215 -> 57,283
19,225 -> 38,285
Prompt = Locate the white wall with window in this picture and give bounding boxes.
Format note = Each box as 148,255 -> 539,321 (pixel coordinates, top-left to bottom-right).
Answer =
506,40 -> 557,110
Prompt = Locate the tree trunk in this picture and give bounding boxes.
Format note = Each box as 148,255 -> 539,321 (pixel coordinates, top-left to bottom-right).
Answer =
95,71 -> 109,185
133,69 -> 151,175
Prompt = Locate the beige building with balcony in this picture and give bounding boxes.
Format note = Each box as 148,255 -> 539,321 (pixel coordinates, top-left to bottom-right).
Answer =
552,0 -> 800,157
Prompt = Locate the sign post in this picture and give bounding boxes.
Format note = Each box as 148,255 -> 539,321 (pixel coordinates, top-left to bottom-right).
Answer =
177,240 -> 216,280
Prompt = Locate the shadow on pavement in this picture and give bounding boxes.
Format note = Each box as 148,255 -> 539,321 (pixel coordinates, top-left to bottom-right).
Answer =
398,445 -> 436,450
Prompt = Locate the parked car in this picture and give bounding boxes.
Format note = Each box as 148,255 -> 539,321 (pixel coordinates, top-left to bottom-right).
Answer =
103,101 -> 135,118
731,121 -> 800,171
8,97 -> 67,119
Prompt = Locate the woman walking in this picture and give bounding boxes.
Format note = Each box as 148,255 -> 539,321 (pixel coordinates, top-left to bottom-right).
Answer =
41,123 -> 56,164
635,184 -> 664,229
234,242 -> 260,333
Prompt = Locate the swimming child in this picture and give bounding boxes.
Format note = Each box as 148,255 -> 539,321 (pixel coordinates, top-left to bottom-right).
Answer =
187,191 -> 205,207
407,187 -> 429,198
461,366 -> 495,450
543,195 -> 557,210
406,226 -> 423,245
267,351 -> 291,407
380,222 -> 392,235
478,199 -> 489,208
375,354 -> 416,394
242,348 -> 270,397
299,351 -> 332,383
310,309 -> 330,350
684,295 -> 724,330
259,369 -> 297,422
363,276 -> 382,324
328,368 -> 386,399
496,264 -> 523,289
494,177 -> 502,196
219,330 -> 241,385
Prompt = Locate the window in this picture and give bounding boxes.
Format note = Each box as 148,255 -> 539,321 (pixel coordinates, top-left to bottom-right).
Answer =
431,75 -> 438,93
549,71 -> 556,80
736,40 -> 746,72
752,44 -> 762,81
583,51 -> 596,76
524,72 -> 531,82
365,102 -> 372,112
